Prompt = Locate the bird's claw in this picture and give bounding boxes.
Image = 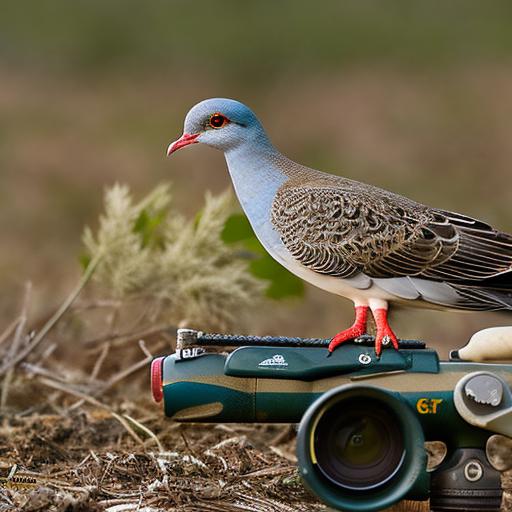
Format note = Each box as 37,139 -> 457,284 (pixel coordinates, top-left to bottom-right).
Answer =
328,326 -> 367,354
374,331 -> 399,357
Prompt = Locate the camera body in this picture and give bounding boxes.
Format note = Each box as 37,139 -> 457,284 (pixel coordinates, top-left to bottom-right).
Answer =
151,331 -> 512,511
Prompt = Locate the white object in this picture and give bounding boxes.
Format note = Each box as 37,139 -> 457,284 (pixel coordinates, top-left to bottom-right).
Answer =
457,327 -> 512,361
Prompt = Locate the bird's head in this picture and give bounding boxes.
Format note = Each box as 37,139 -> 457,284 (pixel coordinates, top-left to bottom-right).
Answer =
167,98 -> 267,156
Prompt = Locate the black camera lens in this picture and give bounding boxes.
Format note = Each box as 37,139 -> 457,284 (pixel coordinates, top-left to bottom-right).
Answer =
313,397 -> 405,491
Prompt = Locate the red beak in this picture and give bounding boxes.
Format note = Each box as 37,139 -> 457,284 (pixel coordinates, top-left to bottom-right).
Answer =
167,132 -> 199,156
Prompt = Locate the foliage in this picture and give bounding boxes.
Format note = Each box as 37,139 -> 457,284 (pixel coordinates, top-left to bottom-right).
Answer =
2,1 -> 512,80
83,184 -> 264,330
222,214 -> 304,299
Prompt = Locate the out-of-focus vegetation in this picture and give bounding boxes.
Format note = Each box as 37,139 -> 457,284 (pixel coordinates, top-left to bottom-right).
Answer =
2,1 -> 512,77
83,184 -> 265,331
222,213 -> 304,299
1,1 -> 512,348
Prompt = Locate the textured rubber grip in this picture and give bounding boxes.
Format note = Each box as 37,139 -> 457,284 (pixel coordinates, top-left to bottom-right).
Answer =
190,331 -> 425,349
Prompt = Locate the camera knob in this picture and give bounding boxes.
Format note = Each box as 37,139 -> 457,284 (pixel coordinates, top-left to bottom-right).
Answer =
454,371 -> 512,438
464,374 -> 503,407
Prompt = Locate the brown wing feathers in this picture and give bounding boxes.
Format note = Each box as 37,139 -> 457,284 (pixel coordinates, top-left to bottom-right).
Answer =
423,210 -> 512,285
271,185 -> 512,296
271,186 -> 458,279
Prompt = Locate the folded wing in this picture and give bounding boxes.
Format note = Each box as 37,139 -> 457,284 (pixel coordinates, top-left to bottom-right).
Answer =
271,185 -> 512,297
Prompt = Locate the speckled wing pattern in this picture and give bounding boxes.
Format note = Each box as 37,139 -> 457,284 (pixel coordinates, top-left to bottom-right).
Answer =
271,177 -> 512,310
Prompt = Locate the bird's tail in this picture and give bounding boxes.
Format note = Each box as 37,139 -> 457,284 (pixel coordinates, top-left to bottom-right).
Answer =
452,284 -> 512,311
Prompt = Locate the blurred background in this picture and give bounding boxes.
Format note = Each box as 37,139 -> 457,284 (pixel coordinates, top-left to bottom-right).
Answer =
2,0 -> 512,355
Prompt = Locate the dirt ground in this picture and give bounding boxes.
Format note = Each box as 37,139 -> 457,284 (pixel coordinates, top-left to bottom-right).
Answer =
0,301 -> 511,511
0,411 -> 321,512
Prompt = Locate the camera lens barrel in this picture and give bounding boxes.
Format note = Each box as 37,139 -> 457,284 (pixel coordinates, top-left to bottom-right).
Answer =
296,384 -> 427,512
430,448 -> 502,512
156,341 -> 512,512
312,397 -> 406,491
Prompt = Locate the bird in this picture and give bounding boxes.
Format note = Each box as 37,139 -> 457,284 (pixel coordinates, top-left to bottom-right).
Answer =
167,98 -> 512,356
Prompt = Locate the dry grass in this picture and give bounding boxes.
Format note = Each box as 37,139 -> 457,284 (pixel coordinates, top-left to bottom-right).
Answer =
0,413 -> 322,512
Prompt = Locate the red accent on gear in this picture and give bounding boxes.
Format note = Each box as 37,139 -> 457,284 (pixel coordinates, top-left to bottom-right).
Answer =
151,357 -> 165,403
328,306 -> 369,353
373,308 -> 399,356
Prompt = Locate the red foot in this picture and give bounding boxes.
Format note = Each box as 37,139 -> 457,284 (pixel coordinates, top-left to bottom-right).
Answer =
373,308 -> 399,356
328,306 -> 368,354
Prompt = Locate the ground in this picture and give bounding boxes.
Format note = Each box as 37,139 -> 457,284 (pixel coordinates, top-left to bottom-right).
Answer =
0,412 -> 322,512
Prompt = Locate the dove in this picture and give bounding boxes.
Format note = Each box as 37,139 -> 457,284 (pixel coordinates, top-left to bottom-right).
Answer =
167,98 -> 512,356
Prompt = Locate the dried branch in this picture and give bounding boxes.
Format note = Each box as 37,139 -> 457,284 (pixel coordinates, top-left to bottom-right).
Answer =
0,316 -> 21,348
1,282 -> 32,409
37,376 -> 111,410
0,253 -> 102,377
82,323 -> 175,347
123,414 -> 163,452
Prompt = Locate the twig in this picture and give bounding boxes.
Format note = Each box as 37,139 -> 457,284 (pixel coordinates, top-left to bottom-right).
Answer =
96,498 -> 142,507
101,341 -> 167,394
67,341 -> 112,411
111,413 -> 145,447
138,339 -> 152,358
71,299 -> 123,311
91,342 -> 111,381
106,355 -> 152,388
49,454 -> 91,477
39,342 -> 58,364
67,340 -> 165,413
37,376 -> 111,411
1,282 -> 32,409
82,324 -> 175,347
269,446 -> 297,463
123,414 -> 164,452
22,363 -> 71,382
0,254 -> 102,377
0,316 -> 21,348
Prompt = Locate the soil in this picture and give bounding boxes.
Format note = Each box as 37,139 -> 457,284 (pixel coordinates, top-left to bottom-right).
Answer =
0,411 -> 322,512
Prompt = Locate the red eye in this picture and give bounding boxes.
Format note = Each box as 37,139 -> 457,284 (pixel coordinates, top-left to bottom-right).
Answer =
209,113 -> 229,129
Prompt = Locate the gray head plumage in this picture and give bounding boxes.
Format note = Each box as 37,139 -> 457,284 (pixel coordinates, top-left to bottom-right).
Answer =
168,98 -> 272,154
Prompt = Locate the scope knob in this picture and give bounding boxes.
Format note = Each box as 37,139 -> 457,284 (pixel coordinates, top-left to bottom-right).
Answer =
454,371 -> 512,438
464,374 -> 503,407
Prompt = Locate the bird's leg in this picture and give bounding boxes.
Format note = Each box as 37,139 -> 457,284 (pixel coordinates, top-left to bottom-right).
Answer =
328,305 -> 369,354
371,307 -> 399,356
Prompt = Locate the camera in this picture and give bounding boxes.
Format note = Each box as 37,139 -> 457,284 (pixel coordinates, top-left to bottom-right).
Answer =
151,329 -> 512,512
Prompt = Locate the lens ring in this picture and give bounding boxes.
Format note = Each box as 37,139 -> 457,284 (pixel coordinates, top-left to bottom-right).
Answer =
296,384 -> 427,512
312,398 -> 405,491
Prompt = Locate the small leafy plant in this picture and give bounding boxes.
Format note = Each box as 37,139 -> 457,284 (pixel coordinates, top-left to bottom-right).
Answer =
222,214 -> 304,299
82,183 -> 268,330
